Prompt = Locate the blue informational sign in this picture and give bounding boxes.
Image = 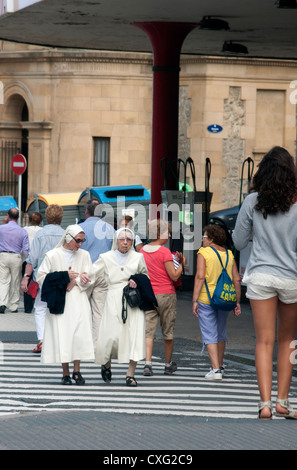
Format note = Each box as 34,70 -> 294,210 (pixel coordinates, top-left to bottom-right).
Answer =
207,124 -> 223,133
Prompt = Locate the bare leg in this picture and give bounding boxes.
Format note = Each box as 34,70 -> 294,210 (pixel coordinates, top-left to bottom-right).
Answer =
218,341 -> 226,367
126,360 -> 137,386
73,360 -> 80,373
145,337 -> 154,362
250,297 -> 277,418
164,339 -> 174,363
127,360 -> 137,378
206,343 -> 220,370
62,363 -> 70,376
276,300 -> 297,417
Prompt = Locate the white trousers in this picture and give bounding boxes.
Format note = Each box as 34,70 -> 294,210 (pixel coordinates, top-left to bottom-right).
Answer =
0,252 -> 22,310
34,288 -> 48,341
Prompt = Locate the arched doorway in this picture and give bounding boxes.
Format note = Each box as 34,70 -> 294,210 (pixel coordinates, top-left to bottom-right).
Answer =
0,93 -> 30,211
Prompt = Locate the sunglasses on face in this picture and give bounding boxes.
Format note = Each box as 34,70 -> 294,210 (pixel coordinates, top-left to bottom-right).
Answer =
70,234 -> 86,244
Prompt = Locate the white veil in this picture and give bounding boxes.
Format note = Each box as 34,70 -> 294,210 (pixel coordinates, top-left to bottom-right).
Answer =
56,224 -> 85,248
111,227 -> 135,251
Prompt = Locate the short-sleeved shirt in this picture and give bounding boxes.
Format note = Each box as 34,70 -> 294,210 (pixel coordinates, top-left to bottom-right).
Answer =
141,245 -> 175,295
27,224 -> 65,280
0,221 -> 29,255
198,246 -> 234,304
79,217 -> 115,263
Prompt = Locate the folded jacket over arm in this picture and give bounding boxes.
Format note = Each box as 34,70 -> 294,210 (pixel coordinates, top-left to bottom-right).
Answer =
41,271 -> 70,314
130,273 -> 158,311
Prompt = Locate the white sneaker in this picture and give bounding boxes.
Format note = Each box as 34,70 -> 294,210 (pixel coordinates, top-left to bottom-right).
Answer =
205,368 -> 223,380
220,365 -> 226,376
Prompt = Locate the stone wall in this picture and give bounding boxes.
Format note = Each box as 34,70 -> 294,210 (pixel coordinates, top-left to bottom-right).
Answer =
222,86 -> 245,208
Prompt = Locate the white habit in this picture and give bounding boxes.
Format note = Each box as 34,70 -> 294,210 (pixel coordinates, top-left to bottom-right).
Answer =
37,246 -> 95,364
94,248 -> 148,365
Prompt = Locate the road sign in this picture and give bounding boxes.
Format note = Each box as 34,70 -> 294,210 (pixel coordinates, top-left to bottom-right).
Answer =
11,154 -> 27,175
207,124 -> 223,133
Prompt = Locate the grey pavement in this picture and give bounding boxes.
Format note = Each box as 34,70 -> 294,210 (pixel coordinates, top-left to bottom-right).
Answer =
0,290 -> 296,452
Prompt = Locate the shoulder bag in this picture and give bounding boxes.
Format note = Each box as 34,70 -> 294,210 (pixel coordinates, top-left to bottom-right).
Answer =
122,284 -> 142,324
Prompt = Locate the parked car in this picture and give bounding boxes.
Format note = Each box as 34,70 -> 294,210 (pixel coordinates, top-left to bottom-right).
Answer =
209,205 -> 240,231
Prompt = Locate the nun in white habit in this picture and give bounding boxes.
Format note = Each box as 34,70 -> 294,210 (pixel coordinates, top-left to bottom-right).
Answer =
93,227 -> 149,387
36,225 -> 95,385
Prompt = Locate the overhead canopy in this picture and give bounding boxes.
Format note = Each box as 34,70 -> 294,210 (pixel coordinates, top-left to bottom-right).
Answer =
0,0 -> 296,60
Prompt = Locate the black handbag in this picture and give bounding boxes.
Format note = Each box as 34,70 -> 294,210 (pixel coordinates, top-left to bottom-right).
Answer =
122,285 -> 142,324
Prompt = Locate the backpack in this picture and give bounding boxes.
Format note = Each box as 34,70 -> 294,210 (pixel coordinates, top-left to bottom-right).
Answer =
204,247 -> 237,311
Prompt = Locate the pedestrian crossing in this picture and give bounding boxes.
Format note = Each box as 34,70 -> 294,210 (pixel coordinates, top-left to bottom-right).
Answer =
1,347 -> 296,419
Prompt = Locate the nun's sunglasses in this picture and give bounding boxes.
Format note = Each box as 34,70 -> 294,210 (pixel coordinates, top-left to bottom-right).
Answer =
70,234 -> 86,244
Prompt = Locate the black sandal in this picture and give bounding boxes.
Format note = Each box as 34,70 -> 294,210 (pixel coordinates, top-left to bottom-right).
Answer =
126,376 -> 137,387
72,371 -> 85,385
61,375 -> 72,385
101,364 -> 112,383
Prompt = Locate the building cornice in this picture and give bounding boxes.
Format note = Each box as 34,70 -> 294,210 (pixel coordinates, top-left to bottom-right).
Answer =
0,48 -> 153,65
0,120 -> 53,130
180,54 -> 297,68
0,47 -> 297,68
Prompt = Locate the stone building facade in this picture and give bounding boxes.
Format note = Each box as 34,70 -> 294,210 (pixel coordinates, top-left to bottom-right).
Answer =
0,40 -> 296,213
180,57 -> 297,210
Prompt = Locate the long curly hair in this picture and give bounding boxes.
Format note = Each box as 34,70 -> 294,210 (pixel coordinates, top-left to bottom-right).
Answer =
250,146 -> 297,219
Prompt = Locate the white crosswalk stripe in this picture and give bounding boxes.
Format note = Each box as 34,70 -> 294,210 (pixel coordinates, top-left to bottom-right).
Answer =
1,348 -> 296,419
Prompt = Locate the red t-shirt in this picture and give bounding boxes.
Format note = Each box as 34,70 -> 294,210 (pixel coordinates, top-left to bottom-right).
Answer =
141,245 -> 175,295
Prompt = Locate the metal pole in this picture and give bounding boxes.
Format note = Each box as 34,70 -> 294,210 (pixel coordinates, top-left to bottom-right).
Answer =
18,174 -> 22,224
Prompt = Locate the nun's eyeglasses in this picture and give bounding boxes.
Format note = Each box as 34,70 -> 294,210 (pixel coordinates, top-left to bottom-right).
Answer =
70,234 -> 86,244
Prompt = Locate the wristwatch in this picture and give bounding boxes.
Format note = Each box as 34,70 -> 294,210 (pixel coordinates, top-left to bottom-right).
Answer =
24,274 -> 30,278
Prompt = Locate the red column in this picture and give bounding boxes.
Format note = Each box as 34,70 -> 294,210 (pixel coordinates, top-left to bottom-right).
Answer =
132,22 -> 198,206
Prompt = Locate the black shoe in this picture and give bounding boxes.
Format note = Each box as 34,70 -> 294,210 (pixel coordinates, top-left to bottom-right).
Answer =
101,364 -> 112,383
0,305 -> 6,314
10,309 -> 18,313
72,371 -> 85,385
164,361 -> 178,375
61,375 -> 72,385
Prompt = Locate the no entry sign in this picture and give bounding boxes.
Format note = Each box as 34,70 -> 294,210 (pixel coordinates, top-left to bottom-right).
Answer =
11,154 -> 27,175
